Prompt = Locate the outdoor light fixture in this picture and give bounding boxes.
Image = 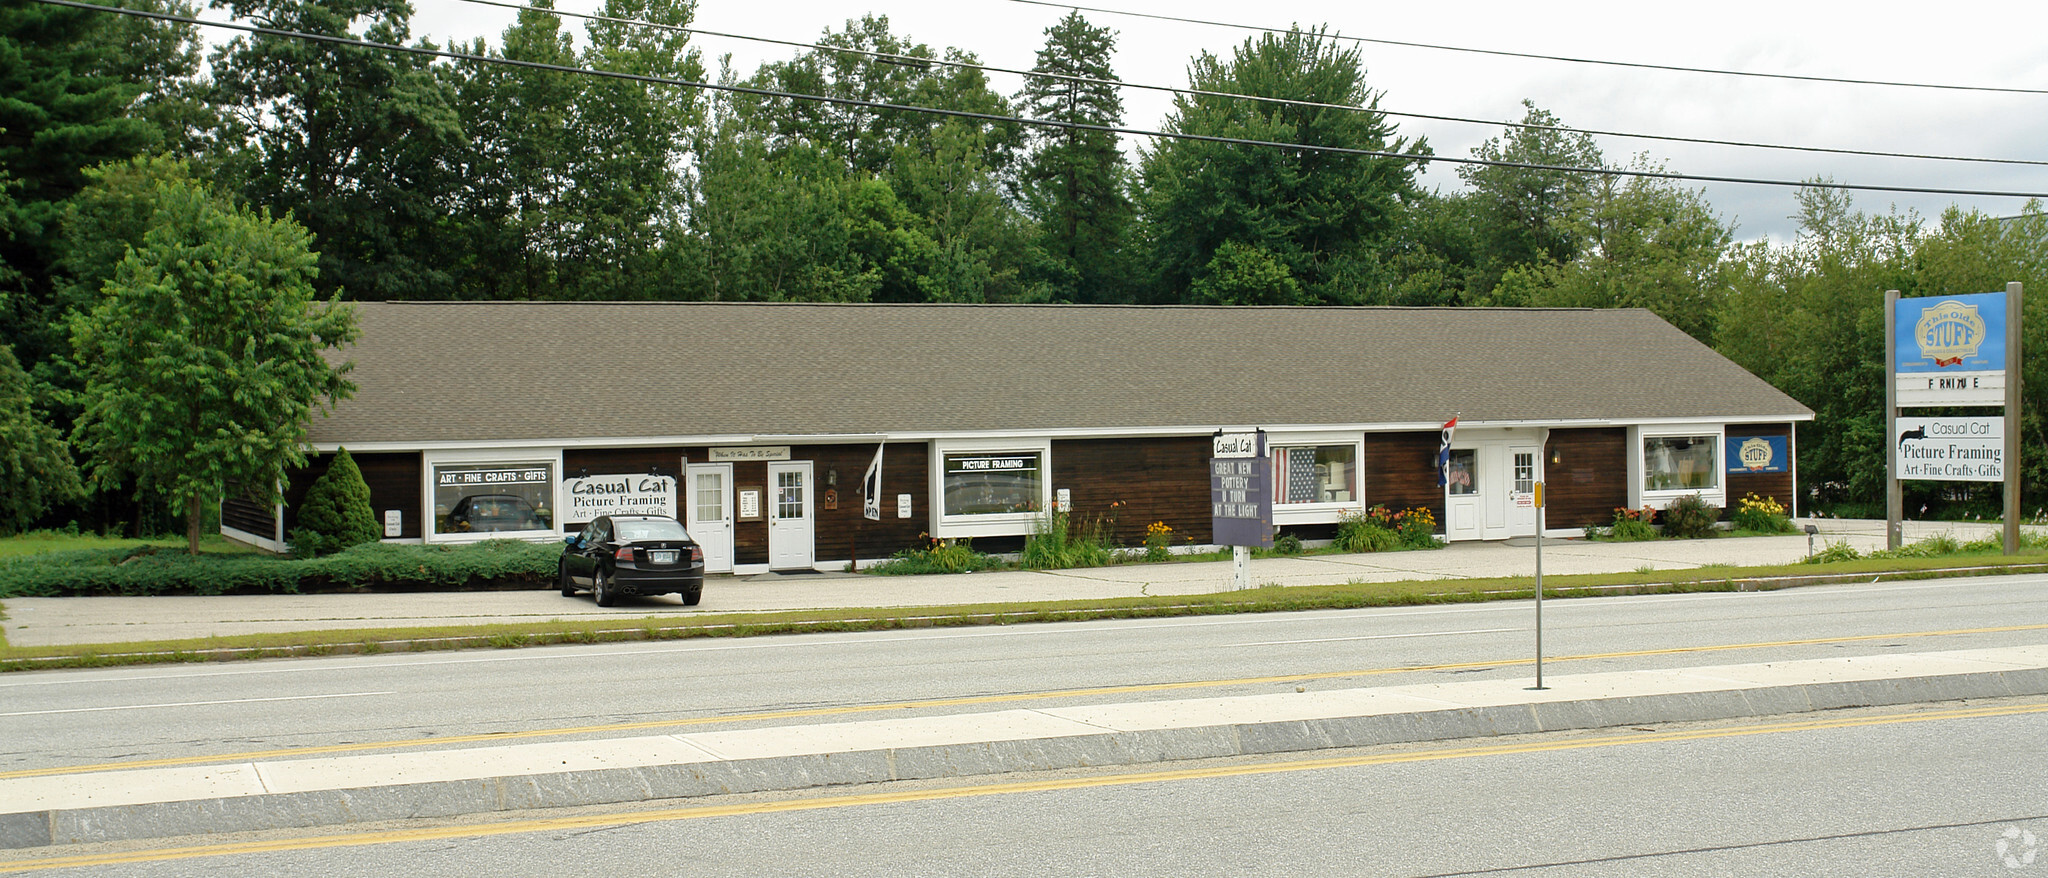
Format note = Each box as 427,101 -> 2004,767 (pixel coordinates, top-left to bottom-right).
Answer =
1805,522 -> 1820,558
827,468 -> 838,487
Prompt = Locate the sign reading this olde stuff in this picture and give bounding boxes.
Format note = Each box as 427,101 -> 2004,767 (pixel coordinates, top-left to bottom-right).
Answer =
1894,292 -> 2008,406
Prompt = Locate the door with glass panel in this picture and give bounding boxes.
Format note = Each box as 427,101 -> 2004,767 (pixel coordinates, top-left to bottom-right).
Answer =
1443,447 -> 1482,541
1507,445 -> 1539,536
766,461 -> 814,570
685,462 -> 734,573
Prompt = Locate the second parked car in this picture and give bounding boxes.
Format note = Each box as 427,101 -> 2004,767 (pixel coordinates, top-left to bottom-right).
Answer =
559,514 -> 705,606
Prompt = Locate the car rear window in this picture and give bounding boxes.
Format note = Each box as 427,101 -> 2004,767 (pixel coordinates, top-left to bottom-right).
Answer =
615,519 -> 690,542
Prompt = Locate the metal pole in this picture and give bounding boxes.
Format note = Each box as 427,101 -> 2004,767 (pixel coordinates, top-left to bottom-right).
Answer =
1533,480 -> 1546,690
2007,282 -> 2023,554
1886,289 -> 1903,550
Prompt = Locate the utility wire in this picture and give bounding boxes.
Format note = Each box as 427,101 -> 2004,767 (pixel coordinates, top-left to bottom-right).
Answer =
1005,0 -> 2048,96
451,0 -> 2048,170
35,0 -> 2048,201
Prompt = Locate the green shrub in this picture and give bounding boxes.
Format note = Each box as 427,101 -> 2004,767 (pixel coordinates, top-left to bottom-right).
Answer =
1661,493 -> 1721,539
1730,493 -> 1795,534
867,537 -> 1003,575
290,448 -> 381,557
1335,508 -> 1398,553
0,539 -> 559,597
1606,507 -> 1658,541
1393,507 -> 1443,549
1262,533 -> 1305,556
1020,509 -> 1116,569
1803,540 -> 1861,563
1143,522 -> 1175,562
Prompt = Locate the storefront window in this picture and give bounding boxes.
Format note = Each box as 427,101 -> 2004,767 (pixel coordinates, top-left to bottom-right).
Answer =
1644,436 -> 1717,491
1445,449 -> 1477,496
432,461 -> 554,536
941,452 -> 1042,516
1274,445 -> 1356,504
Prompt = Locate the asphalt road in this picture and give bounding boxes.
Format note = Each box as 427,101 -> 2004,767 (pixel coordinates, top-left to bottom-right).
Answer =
2,574 -> 2045,777
10,698 -> 2044,876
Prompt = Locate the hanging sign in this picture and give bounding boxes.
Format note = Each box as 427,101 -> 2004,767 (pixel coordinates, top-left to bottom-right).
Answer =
1725,436 -> 1790,473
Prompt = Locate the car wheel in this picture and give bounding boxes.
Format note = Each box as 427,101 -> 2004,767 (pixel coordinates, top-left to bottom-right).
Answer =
593,571 -> 618,607
559,562 -> 577,597
681,584 -> 702,607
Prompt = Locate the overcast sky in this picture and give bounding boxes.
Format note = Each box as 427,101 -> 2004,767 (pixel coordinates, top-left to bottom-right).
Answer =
399,0 -> 2048,244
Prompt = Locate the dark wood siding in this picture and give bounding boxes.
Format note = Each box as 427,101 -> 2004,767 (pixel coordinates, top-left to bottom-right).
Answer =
221,496 -> 276,541
1364,432 -> 1446,528
1725,422 -> 1796,516
806,443 -> 931,566
282,452 -> 422,539
1544,428 -> 1626,529
1053,437 -> 1212,545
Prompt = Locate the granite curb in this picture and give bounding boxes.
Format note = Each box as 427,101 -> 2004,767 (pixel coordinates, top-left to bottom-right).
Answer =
7,661 -> 2045,850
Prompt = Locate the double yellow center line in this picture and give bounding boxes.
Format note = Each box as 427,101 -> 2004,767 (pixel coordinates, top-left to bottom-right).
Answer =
8,699 -> 2045,872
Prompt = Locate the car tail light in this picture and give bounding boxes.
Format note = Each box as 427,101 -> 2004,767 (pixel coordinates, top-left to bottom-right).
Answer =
691,546 -> 703,562
614,547 -> 635,562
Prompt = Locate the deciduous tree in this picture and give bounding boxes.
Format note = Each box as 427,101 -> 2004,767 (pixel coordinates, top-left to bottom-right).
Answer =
70,178 -> 356,553
1137,26 -> 1428,304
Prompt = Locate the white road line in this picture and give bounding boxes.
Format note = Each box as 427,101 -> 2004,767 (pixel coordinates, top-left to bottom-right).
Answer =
1229,627 -> 1519,647
0,691 -> 394,718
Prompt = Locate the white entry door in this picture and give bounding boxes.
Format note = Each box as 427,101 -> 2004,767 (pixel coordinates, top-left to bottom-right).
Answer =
685,462 -> 734,573
1479,444 -> 1513,540
767,461 -> 815,570
1444,447 -> 1482,542
1507,445 -> 1540,536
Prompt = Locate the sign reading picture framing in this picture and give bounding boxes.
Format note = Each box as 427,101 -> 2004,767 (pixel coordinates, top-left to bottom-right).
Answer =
561,473 -> 678,524
1886,283 -> 2022,552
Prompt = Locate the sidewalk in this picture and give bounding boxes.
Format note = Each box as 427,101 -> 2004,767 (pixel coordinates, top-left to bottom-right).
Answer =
0,519 -> 2017,649
2,519 -> 2043,850
5,643 -> 2045,848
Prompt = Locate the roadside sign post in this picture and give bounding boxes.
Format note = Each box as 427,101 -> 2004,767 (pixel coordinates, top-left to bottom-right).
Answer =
1210,430 -> 1271,591
1532,480 -> 1547,690
1887,284 -> 2022,552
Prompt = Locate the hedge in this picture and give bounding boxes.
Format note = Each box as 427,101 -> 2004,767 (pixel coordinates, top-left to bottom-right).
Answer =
0,539 -> 560,597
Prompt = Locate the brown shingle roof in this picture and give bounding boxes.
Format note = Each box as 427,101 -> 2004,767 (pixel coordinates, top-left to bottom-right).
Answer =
309,302 -> 1811,446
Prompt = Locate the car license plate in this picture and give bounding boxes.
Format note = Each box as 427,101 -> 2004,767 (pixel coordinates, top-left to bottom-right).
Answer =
649,550 -> 677,565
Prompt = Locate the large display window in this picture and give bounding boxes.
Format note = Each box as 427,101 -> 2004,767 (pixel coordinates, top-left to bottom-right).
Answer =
1643,436 -> 1718,492
1274,445 -> 1356,504
942,452 -> 1043,516
432,461 -> 555,537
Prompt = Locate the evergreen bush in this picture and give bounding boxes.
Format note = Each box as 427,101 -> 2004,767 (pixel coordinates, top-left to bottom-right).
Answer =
1661,493 -> 1722,539
0,539 -> 558,597
290,449 -> 380,557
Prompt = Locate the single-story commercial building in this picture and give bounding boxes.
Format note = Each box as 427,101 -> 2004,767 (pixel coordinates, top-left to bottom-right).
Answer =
225,302 -> 1814,573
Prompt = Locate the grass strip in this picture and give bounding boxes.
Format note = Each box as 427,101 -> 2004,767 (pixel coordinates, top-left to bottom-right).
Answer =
6,554 -> 2046,672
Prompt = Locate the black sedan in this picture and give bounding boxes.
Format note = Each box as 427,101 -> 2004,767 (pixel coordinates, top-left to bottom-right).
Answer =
559,514 -> 705,606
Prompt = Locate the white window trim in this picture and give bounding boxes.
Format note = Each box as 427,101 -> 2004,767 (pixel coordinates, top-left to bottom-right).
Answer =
929,437 -> 1053,539
421,447 -> 565,544
1633,427 -> 1726,510
1268,433 -> 1366,526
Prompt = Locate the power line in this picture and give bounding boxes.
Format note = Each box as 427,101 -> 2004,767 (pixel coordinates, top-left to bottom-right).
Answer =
34,0 -> 2048,202
1004,0 -> 2048,96
450,0 -> 2048,170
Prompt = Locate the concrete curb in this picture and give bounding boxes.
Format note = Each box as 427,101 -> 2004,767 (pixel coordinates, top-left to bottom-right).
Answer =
7,661 -> 2045,849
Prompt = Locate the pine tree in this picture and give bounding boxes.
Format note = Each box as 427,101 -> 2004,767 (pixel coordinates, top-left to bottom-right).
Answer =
291,448 -> 379,557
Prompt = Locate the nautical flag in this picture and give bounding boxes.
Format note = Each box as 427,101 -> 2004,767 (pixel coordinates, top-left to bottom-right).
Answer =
1436,417 -> 1458,487
861,443 -> 884,521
